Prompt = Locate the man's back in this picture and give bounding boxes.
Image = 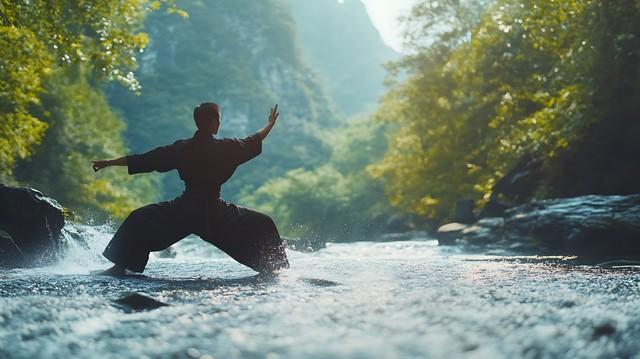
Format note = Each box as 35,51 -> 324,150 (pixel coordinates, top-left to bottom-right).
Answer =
126,131 -> 262,198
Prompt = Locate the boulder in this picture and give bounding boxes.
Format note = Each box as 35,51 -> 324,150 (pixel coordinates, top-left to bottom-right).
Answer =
437,218 -> 509,247
478,155 -> 544,218
503,195 -> 640,256
477,198 -> 511,218
491,155 -> 543,202
435,194 -> 640,257
157,246 -> 177,258
114,292 -> 169,312
452,198 -> 476,224
0,184 -> 65,267
0,230 -> 22,266
436,222 -> 469,245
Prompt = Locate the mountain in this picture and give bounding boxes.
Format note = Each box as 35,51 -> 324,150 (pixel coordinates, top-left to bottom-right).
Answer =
108,0 -> 338,199
289,0 -> 400,116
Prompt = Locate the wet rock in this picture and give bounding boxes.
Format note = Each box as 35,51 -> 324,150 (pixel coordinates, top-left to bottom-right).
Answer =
452,198 -> 476,224
0,230 -> 22,266
436,223 -> 468,245
478,156 -> 543,218
157,246 -> 177,258
0,184 -> 65,267
113,292 -> 169,312
477,198 -> 511,218
503,195 -> 640,255
596,259 -> 640,268
437,218 -> 512,249
592,323 -> 616,339
491,155 -> 543,203
436,194 -> 640,256
300,278 -> 340,287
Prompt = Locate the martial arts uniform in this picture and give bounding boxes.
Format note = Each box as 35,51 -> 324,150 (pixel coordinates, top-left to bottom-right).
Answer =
102,130 -> 289,273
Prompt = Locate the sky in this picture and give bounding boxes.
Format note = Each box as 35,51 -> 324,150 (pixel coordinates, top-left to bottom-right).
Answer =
359,0 -> 417,53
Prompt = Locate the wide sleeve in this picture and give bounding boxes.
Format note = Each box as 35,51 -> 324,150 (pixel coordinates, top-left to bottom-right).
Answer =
127,141 -> 182,175
230,133 -> 262,165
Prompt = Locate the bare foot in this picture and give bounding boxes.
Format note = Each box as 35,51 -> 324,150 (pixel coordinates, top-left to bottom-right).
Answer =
97,264 -> 127,276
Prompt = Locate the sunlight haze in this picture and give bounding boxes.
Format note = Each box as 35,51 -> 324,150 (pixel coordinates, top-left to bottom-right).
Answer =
360,0 -> 417,53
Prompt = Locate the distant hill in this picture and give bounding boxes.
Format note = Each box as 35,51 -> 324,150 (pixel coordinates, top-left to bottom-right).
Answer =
108,0 -> 338,199
289,0 -> 400,116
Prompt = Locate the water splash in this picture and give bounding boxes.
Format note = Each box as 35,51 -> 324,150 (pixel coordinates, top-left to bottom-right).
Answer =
4,227 -> 640,358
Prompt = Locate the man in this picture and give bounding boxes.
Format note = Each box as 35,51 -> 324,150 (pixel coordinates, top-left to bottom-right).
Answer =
91,103 -> 289,275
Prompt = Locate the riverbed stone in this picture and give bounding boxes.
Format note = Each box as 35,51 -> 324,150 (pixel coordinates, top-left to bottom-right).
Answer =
436,194 -> 640,257
592,323 -> 616,339
0,184 -> 65,267
114,292 -> 169,312
436,222 -> 468,245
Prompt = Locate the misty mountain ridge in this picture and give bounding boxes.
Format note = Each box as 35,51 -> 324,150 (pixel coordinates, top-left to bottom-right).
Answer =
290,0 -> 400,116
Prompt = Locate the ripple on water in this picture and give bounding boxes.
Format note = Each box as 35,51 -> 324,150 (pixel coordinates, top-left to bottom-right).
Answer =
1,233 -> 640,358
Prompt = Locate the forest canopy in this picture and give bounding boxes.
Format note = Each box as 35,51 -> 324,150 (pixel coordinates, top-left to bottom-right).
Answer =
0,0 -> 182,219
369,0 -> 640,221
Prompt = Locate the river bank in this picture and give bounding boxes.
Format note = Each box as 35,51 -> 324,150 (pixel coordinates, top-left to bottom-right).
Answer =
436,194 -> 640,259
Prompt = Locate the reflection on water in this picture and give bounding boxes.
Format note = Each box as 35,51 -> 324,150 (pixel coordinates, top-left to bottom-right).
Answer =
1,226 -> 639,358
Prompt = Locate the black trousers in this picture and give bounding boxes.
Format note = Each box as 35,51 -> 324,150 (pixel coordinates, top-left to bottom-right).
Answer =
103,195 -> 289,273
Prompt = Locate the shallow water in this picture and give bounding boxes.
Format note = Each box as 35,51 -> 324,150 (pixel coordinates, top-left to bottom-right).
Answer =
1,226 -> 640,359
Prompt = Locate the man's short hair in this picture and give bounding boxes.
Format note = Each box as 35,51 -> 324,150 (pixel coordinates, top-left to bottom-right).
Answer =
193,102 -> 220,130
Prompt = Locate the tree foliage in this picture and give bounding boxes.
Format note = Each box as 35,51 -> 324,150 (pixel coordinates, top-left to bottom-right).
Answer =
370,0 -> 640,221
0,0 -> 184,180
14,67 -> 157,220
243,116 -> 394,242
0,0 -> 183,218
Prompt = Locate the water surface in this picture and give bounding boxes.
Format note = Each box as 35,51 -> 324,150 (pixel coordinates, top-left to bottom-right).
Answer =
1,226 -> 639,358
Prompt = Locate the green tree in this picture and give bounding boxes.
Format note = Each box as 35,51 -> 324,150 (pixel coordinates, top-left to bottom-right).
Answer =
15,67 -> 157,220
371,0 -> 640,222
0,0 -> 182,180
243,116 -> 394,242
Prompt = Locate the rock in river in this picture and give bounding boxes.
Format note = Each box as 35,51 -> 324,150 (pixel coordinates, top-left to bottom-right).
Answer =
436,194 -> 640,257
114,292 -> 169,312
0,184 -> 65,267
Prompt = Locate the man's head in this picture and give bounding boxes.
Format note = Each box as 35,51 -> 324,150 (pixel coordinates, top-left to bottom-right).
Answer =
193,102 -> 220,134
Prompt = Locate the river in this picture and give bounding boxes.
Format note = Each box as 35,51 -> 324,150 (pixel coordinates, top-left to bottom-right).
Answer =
0,225 -> 639,358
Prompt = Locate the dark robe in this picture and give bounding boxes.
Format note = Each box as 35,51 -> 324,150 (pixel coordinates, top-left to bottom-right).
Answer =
102,130 -> 289,273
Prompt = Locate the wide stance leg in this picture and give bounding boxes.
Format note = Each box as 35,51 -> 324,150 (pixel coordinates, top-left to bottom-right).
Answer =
203,203 -> 289,273
103,202 -> 190,272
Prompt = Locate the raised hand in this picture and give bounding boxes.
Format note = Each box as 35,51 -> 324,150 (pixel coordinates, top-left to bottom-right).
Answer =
256,104 -> 280,140
268,104 -> 279,125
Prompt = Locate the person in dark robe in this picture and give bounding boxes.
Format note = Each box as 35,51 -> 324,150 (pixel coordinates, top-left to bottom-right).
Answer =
91,103 -> 288,275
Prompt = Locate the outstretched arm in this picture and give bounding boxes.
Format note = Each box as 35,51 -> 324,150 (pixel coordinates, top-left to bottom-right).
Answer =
93,141 -> 180,174
92,156 -> 127,172
256,104 -> 279,140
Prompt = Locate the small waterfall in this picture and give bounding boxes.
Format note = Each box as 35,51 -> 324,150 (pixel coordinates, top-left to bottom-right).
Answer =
52,224 -> 230,274
53,224 -> 115,273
